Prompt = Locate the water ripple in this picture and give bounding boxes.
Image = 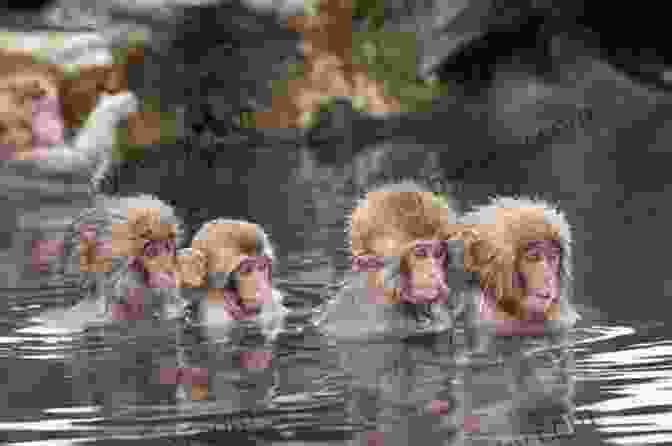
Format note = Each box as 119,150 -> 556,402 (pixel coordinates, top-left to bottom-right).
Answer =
576,326 -> 672,445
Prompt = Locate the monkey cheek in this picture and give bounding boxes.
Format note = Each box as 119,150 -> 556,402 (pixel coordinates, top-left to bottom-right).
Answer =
239,273 -> 272,308
525,295 -> 552,321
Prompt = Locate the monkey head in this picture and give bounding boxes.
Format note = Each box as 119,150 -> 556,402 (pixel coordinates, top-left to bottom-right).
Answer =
459,197 -> 578,325
101,196 -> 182,290
186,219 -> 275,320
348,181 -> 463,307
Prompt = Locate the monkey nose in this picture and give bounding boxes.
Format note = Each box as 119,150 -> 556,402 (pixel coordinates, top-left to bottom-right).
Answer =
534,291 -> 552,300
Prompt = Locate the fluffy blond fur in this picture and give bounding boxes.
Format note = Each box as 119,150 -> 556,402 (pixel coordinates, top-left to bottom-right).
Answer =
188,218 -> 275,277
177,219 -> 286,340
346,179 -> 460,257
58,193 -> 184,306
317,180 -> 467,339
458,196 -> 579,326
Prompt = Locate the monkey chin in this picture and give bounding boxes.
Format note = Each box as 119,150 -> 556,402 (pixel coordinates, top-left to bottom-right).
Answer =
482,299 -> 571,338
187,287 -> 288,343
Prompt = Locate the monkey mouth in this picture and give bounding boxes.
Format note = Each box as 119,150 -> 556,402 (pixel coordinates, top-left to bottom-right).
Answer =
398,275 -> 450,305
146,271 -> 177,289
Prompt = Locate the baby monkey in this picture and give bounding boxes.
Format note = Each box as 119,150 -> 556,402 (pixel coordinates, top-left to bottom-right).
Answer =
176,219 -> 288,340
319,180 -> 474,339
457,196 -> 580,346
59,194 -> 185,322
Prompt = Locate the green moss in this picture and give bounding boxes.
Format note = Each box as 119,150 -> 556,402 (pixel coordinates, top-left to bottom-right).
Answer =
267,5 -> 449,127
113,125 -> 145,162
110,44 -> 141,66
239,110 -> 256,129
352,30 -> 449,113
353,0 -> 386,31
432,193 -> 451,209
304,0 -> 321,16
270,61 -> 305,98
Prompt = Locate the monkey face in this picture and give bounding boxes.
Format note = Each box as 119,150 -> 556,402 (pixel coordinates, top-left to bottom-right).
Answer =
515,240 -> 562,320
138,238 -> 178,289
353,239 -> 459,306
230,255 -> 274,309
32,95 -> 65,147
142,239 -> 177,272
202,254 -> 274,321
399,240 -> 450,304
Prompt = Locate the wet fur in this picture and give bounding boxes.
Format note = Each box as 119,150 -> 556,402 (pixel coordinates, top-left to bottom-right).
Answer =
178,219 -> 288,341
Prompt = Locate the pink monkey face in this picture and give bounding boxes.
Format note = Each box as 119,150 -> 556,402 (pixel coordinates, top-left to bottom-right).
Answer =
399,240 -> 451,304
140,239 -> 178,289
32,95 -> 65,147
516,240 -> 562,320
234,255 -> 274,309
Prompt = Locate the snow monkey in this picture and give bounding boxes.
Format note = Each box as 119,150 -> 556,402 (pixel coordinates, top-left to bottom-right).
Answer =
59,194 -> 185,322
176,219 -> 288,340
457,196 -> 580,340
318,180 -> 476,339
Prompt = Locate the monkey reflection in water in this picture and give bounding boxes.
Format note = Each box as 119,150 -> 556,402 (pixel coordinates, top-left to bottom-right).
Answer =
317,180 -> 478,340
460,342 -> 576,443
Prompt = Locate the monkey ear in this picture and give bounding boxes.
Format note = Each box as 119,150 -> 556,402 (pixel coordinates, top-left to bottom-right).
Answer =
79,238 -> 97,273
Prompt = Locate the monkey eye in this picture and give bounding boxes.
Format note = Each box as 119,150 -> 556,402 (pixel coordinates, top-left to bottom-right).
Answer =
433,243 -> 447,259
238,262 -> 255,274
525,252 -> 543,262
414,246 -> 429,257
238,256 -> 271,274
143,239 -> 175,257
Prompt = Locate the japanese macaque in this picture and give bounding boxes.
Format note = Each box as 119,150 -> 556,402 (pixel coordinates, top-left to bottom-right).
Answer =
57,194 -> 186,322
457,197 -> 580,340
175,219 -> 288,340
317,180 -> 473,339
0,44 -> 161,170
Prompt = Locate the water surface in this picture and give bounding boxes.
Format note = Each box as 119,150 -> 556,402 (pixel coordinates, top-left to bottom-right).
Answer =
0,249 -> 667,446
